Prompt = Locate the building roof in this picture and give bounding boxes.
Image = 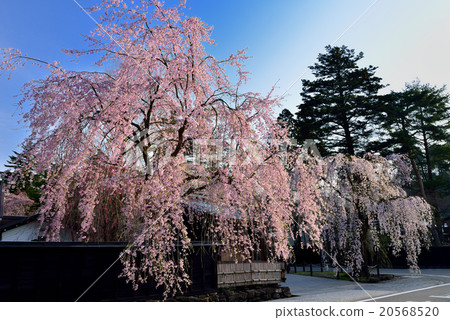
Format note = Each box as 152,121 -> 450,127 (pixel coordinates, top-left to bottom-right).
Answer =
0,213 -> 39,233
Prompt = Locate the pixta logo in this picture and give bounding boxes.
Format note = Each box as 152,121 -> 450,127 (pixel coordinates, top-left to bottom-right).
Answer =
124,127 -> 322,174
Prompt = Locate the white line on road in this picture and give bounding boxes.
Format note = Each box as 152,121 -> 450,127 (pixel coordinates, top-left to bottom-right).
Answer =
429,295 -> 450,299
357,283 -> 450,302
389,272 -> 450,279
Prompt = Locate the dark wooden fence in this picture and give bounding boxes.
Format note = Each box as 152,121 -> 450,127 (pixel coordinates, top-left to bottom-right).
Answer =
0,242 -> 217,302
387,246 -> 450,269
292,246 -> 450,270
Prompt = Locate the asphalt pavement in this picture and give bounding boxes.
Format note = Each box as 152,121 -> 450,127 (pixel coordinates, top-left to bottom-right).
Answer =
278,269 -> 450,302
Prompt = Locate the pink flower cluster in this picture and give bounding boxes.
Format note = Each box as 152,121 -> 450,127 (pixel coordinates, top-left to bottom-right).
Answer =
318,154 -> 432,275
1,0 -> 321,297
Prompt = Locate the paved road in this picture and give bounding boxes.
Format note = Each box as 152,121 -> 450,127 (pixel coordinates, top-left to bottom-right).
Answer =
278,269 -> 450,302
359,269 -> 450,302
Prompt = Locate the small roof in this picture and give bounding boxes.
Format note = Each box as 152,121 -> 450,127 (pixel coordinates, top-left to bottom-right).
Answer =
0,213 -> 39,233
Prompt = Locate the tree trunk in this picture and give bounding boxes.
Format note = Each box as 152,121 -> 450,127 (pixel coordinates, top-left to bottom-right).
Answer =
422,128 -> 433,182
360,264 -> 370,279
409,155 -> 441,245
338,84 -> 355,156
410,156 -> 426,199
342,117 -> 355,155
420,126 -> 442,243
428,189 -> 443,245
359,212 -> 371,279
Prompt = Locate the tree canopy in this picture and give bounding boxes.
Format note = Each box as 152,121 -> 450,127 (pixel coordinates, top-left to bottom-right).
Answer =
289,45 -> 384,156
372,81 -> 450,243
1,0 -> 322,297
375,81 -> 450,189
318,153 -> 433,277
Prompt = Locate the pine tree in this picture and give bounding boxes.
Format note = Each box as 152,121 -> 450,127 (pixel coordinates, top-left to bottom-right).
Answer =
374,81 -> 450,244
292,45 -> 383,155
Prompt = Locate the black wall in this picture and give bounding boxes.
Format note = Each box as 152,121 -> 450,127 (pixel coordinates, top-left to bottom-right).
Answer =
387,246 -> 450,269
0,242 -> 217,301
292,246 -> 450,269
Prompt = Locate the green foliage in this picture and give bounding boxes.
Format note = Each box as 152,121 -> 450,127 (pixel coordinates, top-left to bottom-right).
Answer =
1,149 -> 46,214
428,143 -> 450,195
374,81 -> 450,192
291,45 -> 384,156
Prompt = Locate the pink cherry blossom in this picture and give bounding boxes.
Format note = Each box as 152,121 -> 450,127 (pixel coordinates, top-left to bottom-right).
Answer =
3,191 -> 34,216
318,153 -> 432,276
1,0 -> 321,297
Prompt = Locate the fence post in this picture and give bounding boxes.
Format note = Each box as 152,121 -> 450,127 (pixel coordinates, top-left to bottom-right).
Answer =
376,252 -> 380,278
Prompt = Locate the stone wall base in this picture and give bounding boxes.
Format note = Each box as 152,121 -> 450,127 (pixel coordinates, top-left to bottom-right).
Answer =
162,284 -> 292,302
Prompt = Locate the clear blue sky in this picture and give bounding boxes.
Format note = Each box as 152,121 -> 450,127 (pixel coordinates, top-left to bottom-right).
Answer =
1,0 -> 450,171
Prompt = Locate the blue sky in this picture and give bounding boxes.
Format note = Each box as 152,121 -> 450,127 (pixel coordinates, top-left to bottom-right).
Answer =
1,0 -> 450,170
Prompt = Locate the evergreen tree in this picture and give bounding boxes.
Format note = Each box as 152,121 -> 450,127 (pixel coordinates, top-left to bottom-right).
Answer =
374,81 -> 450,244
375,81 -> 450,190
429,142 -> 450,195
408,82 -> 450,186
277,108 -> 327,156
289,45 -> 384,155
1,148 -> 46,213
